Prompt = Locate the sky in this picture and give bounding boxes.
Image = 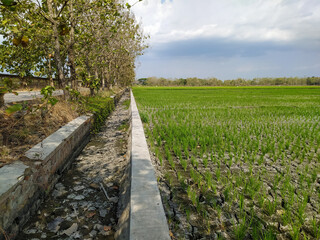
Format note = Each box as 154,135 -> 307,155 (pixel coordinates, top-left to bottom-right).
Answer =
129,0 -> 320,80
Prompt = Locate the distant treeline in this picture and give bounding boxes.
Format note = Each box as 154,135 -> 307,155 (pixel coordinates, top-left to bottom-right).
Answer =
136,76 -> 320,86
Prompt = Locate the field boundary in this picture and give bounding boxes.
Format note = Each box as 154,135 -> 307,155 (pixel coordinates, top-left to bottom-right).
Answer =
128,90 -> 170,240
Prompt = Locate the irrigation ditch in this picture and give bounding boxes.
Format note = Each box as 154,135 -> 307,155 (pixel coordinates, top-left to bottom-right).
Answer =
0,89 -> 172,240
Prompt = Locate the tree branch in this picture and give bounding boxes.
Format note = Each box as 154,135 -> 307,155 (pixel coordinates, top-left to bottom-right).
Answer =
57,0 -> 69,18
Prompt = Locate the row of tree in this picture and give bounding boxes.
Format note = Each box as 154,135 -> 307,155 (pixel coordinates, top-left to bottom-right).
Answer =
137,76 -> 320,86
0,0 -> 147,94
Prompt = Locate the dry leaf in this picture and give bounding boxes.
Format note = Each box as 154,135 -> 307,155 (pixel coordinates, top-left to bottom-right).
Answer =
86,212 -> 96,218
104,226 -> 112,232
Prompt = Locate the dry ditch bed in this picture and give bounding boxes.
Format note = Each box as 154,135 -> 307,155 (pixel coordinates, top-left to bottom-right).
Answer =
0,90 -> 127,240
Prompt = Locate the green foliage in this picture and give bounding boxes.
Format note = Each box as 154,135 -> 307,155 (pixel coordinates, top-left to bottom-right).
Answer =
5,103 -> 22,115
139,111 -> 149,123
41,85 -> 58,107
0,0 -> 16,6
83,95 -> 115,134
122,99 -> 130,109
0,78 -> 18,94
83,76 -> 101,94
0,0 -> 148,91
65,86 -> 82,101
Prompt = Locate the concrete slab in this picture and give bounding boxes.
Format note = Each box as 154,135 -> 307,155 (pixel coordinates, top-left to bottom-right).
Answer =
25,115 -> 91,160
130,90 -> 170,240
0,161 -> 28,196
4,90 -> 63,104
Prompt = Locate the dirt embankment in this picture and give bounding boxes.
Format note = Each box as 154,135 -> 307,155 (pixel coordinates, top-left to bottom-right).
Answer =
0,99 -> 79,168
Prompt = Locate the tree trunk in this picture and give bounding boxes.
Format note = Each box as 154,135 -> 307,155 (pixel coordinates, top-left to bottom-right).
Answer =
68,0 -> 77,89
0,93 -> 4,108
101,70 -> 105,90
48,57 -> 54,87
95,68 -> 99,94
47,0 -> 65,90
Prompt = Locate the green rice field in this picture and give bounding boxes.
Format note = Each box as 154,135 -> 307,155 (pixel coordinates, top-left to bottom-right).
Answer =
133,86 -> 320,240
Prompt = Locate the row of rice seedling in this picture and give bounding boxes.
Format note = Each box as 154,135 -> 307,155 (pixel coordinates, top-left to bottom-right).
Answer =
133,87 -> 320,239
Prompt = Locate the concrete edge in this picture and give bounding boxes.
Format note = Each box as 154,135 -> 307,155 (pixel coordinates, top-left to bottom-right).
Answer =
25,115 -> 92,161
128,90 -> 171,240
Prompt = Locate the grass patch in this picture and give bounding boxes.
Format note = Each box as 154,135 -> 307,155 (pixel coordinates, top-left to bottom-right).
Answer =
118,121 -> 129,131
122,99 -> 130,109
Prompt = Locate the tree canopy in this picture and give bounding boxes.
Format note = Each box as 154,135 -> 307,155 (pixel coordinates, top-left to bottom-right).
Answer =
0,0 -> 147,92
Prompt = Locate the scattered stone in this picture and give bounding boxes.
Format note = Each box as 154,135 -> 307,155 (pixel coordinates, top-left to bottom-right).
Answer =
40,233 -> 47,238
73,185 -> 85,191
67,193 -> 77,199
89,183 -> 100,190
212,233 -> 218,240
83,188 -> 95,195
106,182 -> 113,187
89,230 -> 97,237
109,196 -> 118,203
55,183 -> 65,191
35,221 -> 45,231
99,209 -> 107,217
62,223 -> 78,236
24,228 -> 37,234
52,189 -> 67,198
71,231 -> 82,239
47,217 -> 63,232
70,202 -> 78,208
94,224 -> 104,231
88,206 -> 96,211
74,194 -> 85,200
60,221 -> 73,231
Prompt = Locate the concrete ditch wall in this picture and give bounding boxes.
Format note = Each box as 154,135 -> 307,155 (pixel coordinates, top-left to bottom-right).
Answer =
0,90 -> 126,239
0,116 -> 92,239
128,90 -> 170,240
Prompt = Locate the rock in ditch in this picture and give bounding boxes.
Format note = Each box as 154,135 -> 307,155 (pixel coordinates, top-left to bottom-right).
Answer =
62,223 -> 78,236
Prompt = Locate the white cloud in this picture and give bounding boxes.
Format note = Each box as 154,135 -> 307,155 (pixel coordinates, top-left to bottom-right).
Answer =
129,0 -> 320,79
130,0 -> 320,44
